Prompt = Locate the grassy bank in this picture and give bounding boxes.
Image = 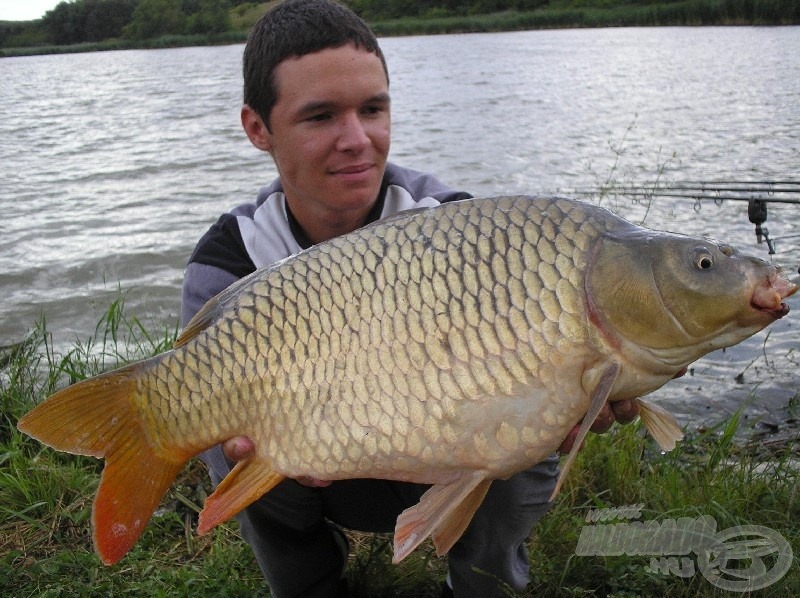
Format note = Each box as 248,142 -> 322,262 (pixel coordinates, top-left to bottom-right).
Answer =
2,300 -> 798,595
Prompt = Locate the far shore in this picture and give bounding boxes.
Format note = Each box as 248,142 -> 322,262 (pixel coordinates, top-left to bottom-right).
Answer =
3,6 -> 798,59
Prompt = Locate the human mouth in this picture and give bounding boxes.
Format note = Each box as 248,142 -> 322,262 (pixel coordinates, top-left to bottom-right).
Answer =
331,163 -> 373,177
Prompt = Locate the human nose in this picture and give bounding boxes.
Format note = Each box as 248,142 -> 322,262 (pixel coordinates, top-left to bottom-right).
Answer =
336,112 -> 370,151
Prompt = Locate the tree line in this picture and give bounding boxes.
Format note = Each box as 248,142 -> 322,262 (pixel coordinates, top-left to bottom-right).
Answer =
347,0 -> 551,20
2,0 -> 799,51
1,0 -> 240,49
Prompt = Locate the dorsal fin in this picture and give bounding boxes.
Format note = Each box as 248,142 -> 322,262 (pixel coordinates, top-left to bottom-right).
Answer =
175,294 -> 223,348
377,206 -> 430,224
175,269 -> 262,348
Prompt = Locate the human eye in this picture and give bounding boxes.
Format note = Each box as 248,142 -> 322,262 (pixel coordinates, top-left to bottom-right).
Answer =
361,103 -> 388,118
306,111 -> 332,123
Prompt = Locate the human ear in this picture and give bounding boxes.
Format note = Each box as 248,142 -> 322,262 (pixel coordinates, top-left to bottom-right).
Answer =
241,105 -> 272,152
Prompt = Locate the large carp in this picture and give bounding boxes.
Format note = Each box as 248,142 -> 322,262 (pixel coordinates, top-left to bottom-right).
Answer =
18,195 -> 796,565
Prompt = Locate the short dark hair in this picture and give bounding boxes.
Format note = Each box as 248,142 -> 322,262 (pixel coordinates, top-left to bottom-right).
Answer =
243,0 -> 388,130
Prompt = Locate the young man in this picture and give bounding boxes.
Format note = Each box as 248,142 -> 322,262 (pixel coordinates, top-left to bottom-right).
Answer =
182,2 -> 637,596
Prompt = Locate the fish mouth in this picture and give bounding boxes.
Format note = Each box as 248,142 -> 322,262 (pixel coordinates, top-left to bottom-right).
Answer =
750,270 -> 798,319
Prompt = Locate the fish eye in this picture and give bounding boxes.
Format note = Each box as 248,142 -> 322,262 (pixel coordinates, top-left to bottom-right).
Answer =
694,251 -> 714,270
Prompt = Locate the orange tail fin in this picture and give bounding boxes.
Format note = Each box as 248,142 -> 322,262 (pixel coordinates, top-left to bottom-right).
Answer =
17,360 -> 189,565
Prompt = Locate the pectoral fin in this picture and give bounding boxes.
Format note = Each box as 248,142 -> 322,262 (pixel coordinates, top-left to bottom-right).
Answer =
393,471 -> 489,563
550,362 -> 620,500
637,398 -> 684,451
197,457 -> 284,534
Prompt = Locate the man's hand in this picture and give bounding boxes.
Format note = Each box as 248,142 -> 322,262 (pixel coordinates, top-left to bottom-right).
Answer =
221,436 -> 332,487
557,399 -> 640,454
222,435 -> 256,461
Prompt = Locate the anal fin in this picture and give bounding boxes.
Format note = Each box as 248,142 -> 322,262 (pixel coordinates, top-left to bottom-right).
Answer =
393,471 -> 488,563
197,457 -> 284,534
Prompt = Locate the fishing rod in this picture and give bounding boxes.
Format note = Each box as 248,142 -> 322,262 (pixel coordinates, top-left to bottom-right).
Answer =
594,190 -> 800,205
573,181 -> 800,256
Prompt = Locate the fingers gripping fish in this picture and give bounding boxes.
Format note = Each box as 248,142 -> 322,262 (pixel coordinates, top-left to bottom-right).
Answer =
18,196 -> 797,565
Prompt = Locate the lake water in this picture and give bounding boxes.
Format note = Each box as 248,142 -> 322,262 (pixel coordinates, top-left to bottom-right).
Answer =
1,27 -> 798,431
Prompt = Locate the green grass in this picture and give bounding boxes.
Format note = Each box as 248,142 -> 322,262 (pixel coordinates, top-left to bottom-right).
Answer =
2,298 -> 798,596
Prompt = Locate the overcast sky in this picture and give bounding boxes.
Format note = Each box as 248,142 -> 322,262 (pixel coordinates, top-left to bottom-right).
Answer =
0,0 -> 63,21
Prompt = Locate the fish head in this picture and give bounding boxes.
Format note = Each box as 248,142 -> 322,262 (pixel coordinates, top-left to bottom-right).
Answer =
587,230 -> 797,364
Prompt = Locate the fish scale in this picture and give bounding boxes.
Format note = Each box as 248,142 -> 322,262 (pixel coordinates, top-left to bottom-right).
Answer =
18,195 -> 796,565
140,197 -> 608,479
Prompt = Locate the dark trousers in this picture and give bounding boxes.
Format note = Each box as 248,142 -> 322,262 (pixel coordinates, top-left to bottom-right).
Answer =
203,445 -> 559,598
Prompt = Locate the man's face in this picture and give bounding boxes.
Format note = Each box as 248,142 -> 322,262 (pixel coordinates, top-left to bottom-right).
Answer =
252,44 -> 390,241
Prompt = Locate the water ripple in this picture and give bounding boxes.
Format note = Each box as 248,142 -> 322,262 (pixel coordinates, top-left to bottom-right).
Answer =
1,30 -> 798,427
